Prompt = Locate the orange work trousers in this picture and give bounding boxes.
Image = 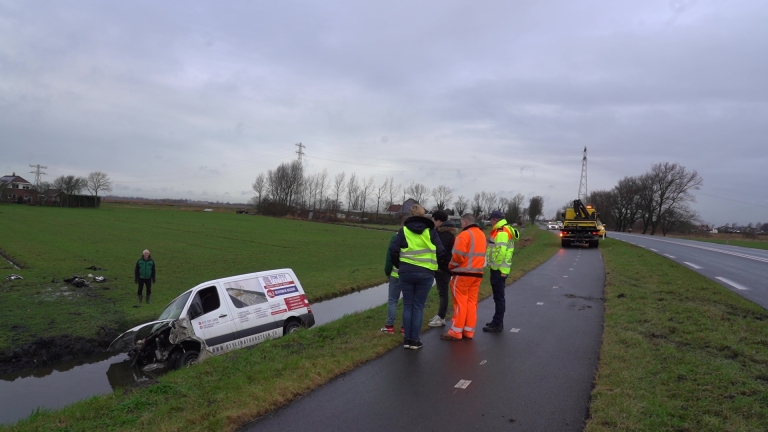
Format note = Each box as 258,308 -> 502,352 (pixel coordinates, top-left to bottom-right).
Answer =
447,275 -> 482,339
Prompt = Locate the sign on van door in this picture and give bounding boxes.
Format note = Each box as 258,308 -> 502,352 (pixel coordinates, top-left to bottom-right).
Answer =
221,277 -> 278,338
190,286 -> 239,347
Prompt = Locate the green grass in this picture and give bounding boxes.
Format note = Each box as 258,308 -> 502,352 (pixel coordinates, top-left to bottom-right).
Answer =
586,238 -> 768,431
0,203 -> 392,349
2,223 -> 559,431
670,235 -> 768,251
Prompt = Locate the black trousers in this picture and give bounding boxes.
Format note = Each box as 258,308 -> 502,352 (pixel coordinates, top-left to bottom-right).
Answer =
489,269 -> 508,326
435,270 -> 451,319
137,279 -> 152,296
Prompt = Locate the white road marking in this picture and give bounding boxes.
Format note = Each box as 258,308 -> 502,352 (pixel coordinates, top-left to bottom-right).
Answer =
684,262 -> 702,269
455,380 -> 472,389
480,360 -> 487,365
510,328 -> 520,333
569,268 -> 573,270
537,302 -> 544,305
563,276 -> 568,278
615,234 -> 768,264
716,277 -> 750,291
664,254 -> 675,258
553,286 -> 560,289
650,248 -> 658,252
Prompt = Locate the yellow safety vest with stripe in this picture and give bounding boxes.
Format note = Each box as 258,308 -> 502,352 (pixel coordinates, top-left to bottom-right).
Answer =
487,219 -> 514,275
400,228 -> 438,271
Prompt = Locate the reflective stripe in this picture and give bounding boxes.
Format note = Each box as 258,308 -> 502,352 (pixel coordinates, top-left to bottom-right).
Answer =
404,256 -> 438,265
401,248 -> 434,256
451,325 -> 463,333
464,326 -> 474,332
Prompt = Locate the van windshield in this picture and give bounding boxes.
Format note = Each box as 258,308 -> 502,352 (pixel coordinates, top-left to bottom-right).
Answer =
157,291 -> 192,320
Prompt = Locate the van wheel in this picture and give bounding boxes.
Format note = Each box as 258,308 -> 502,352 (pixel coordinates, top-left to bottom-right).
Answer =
177,350 -> 199,368
561,239 -> 570,248
284,321 -> 301,334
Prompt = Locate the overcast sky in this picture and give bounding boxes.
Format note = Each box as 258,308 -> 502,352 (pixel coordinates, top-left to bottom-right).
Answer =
1,0 -> 766,226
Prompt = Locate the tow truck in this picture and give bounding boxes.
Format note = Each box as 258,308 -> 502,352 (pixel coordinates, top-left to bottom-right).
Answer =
560,199 -> 602,248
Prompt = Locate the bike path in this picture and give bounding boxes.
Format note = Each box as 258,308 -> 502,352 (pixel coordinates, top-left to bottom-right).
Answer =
243,247 -> 605,431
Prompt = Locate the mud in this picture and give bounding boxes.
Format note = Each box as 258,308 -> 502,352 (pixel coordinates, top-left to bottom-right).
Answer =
0,329 -> 119,375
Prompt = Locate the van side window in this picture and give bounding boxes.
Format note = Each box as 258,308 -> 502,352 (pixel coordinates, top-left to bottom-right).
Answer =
191,286 -> 221,317
223,278 -> 268,308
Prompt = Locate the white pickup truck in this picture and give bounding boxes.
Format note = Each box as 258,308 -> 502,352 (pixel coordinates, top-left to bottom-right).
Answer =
109,268 -> 315,370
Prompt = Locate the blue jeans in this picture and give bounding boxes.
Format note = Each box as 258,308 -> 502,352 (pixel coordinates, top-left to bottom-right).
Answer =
399,272 -> 434,342
385,276 -> 402,326
490,269 -> 508,327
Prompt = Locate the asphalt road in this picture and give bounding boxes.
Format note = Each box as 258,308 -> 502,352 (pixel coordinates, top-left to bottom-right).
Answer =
609,232 -> 768,309
242,247 -> 605,432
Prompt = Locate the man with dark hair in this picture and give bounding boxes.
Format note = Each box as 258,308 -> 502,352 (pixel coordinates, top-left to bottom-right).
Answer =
428,210 -> 457,327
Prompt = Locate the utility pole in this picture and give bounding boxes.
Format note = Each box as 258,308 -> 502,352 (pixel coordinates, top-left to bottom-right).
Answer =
295,142 -> 305,163
577,147 -> 588,202
29,164 -> 48,188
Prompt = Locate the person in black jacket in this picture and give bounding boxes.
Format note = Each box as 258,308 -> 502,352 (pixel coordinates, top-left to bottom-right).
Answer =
428,210 -> 457,327
134,249 -> 156,305
389,204 -> 446,350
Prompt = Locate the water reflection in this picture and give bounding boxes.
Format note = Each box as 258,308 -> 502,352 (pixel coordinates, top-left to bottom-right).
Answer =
0,282 -> 389,425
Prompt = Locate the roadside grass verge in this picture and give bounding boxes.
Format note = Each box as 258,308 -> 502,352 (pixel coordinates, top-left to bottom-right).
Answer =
669,235 -> 768,251
2,225 -> 558,431
0,204 -> 391,349
586,238 -> 768,431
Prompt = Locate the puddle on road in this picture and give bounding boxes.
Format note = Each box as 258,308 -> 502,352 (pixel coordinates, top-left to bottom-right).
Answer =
0,282 -> 389,425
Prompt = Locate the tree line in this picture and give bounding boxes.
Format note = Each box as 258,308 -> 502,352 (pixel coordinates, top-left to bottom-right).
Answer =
23,171 -> 113,207
250,160 -> 545,223
578,162 -> 703,235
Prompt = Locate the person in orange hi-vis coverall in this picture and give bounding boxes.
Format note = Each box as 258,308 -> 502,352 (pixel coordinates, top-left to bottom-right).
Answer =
441,213 -> 487,341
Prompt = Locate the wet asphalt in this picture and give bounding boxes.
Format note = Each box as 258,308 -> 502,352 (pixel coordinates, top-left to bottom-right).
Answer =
242,246 -> 605,432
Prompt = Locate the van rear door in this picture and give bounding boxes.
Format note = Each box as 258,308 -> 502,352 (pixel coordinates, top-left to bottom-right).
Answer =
187,285 -> 239,349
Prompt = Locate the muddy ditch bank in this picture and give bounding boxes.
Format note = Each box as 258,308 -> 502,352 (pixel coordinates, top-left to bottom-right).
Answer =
0,329 -> 119,375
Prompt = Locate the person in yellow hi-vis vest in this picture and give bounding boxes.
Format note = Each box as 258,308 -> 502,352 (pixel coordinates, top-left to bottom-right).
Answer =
389,204 -> 446,350
483,210 -> 514,332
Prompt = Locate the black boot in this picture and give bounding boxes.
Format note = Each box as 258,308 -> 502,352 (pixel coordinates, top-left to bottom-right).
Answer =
137,295 -> 143,304
146,294 -> 151,304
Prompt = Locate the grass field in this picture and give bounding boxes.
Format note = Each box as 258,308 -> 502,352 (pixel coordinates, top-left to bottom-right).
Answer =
669,234 -> 768,251
0,203 -> 392,349
1,218 -> 560,431
586,238 -> 768,431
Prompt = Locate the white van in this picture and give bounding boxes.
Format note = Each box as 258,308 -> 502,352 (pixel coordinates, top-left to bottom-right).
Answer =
109,268 -> 315,370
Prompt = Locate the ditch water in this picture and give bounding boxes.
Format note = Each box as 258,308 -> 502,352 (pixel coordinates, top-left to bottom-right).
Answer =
0,282 -> 390,425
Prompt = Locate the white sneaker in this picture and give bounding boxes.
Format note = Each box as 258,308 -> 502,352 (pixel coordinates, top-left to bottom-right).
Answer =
428,315 -> 445,327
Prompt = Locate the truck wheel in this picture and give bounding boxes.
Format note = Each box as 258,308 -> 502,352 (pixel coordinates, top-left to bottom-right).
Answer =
593,240 -> 600,248
284,321 -> 301,334
177,350 -> 199,368
561,239 -> 570,248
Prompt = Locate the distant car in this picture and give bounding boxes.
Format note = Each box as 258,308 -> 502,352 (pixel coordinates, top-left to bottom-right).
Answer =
547,222 -> 558,230
203,208 -> 213,212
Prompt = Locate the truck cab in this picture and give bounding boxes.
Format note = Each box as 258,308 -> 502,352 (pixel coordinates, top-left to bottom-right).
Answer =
109,268 -> 315,371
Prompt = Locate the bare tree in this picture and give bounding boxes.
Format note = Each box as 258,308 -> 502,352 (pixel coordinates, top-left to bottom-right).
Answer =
660,204 -> 699,236
346,173 -> 359,216
53,175 -> 87,206
432,185 -> 454,211
386,177 -> 401,207
610,176 -> 642,232
266,160 -> 304,214
453,195 -> 468,215
316,169 -> 329,212
482,191 -> 498,217
472,192 -> 483,218
374,177 -> 389,216
86,171 -> 113,199
332,172 -> 346,214
251,173 -> 266,208
406,182 -> 430,208
528,196 -> 544,222
507,193 -> 525,224
359,176 -> 375,220
647,162 -> 703,235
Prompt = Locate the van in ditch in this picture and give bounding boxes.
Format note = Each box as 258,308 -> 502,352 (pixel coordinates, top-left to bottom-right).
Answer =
109,268 -> 315,371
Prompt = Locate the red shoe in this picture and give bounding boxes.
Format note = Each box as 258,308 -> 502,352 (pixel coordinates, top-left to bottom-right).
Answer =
380,325 -> 394,334
401,327 -> 405,334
